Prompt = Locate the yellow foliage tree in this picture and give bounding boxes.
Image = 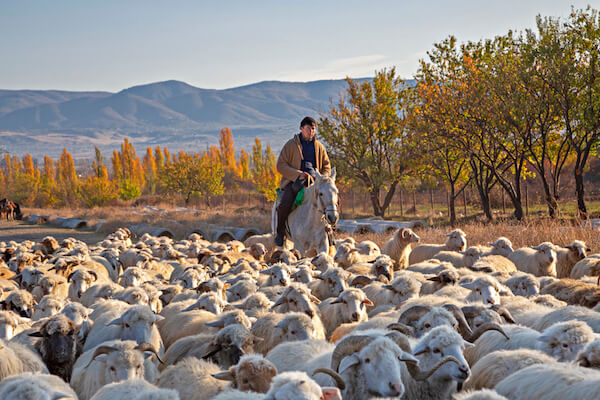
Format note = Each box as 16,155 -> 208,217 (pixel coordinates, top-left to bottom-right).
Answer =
251,138 -> 280,201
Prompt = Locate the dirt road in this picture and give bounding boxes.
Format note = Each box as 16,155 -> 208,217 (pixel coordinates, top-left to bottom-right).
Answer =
0,220 -> 106,244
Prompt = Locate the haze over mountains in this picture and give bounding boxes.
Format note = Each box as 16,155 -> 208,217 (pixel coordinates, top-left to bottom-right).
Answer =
0,78 -> 375,158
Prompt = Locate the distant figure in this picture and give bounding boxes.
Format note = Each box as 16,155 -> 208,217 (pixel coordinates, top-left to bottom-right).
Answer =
274,116 -> 331,246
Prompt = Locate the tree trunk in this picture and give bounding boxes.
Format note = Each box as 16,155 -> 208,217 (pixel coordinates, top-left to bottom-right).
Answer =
449,185 -> 456,226
540,178 -> 559,218
575,164 -> 587,219
369,188 -> 384,217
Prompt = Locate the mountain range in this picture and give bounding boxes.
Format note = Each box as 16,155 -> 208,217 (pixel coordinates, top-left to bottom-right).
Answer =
0,78 -> 375,158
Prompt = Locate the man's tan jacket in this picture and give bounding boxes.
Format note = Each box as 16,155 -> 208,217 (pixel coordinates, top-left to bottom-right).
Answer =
277,134 -> 331,189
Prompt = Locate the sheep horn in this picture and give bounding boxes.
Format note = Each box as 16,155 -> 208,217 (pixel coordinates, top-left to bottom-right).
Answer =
350,275 -> 373,287
330,335 -> 375,373
89,270 -> 98,281
66,271 -> 76,282
386,323 -> 415,338
489,305 -> 516,324
182,303 -> 198,312
135,342 -> 164,364
442,304 -> 473,338
200,343 -> 222,359
384,331 -> 413,353
407,356 -> 461,381
398,305 -> 432,328
466,323 -> 509,342
312,368 -> 346,390
460,305 -> 481,320
84,345 -> 119,367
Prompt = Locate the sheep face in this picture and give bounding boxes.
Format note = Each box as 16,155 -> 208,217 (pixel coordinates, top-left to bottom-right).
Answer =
0,311 -> 24,340
578,338 -> 600,369
2,290 -> 35,318
537,320 -> 595,362
99,348 -> 146,383
340,336 -> 413,398
314,268 -> 348,298
227,280 -> 258,302
311,252 -> 334,272
461,277 -> 502,305
119,268 -> 148,287
384,275 -> 422,303
250,243 -> 267,261
413,326 -> 471,383
567,240 -> 589,262
268,372 -> 337,400
68,269 -> 98,300
213,355 -> 277,393
60,302 -> 94,341
333,243 -> 360,267
107,306 -> 164,346
531,244 -> 557,275
272,285 -> 320,318
462,247 -> 484,266
116,287 -> 150,306
261,265 -> 291,287
204,324 -> 257,368
505,274 -> 540,298
19,266 -> 44,290
489,237 -> 514,257
330,289 -> 372,323
33,295 -> 66,321
415,308 -> 458,337
275,313 -> 315,342
372,255 -> 394,282
183,292 -> 225,314
179,268 -> 204,289
291,267 -> 314,284
39,274 -> 67,296
446,230 -> 467,252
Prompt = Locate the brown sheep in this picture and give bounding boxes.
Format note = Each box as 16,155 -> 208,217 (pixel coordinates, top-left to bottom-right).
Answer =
541,279 -> 600,308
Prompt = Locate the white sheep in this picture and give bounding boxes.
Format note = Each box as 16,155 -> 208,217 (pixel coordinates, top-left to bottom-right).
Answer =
71,339 -> 161,400
409,229 -> 467,265
0,338 -> 48,380
469,255 -> 517,274
508,243 -> 557,277
89,379 -> 179,400
307,267 -> 349,300
465,320 -> 595,365
251,312 -> 320,355
503,273 -> 540,297
362,272 -> 422,308
155,357 -> 228,400
452,389 -> 508,400
0,310 -> 30,340
0,373 -> 77,400
383,227 -> 420,270
486,237 -> 514,257
570,254 -> 600,280
32,294 -> 67,321
318,288 -> 372,338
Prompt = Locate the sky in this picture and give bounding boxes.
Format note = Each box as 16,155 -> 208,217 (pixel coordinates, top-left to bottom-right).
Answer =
1,0 -> 599,92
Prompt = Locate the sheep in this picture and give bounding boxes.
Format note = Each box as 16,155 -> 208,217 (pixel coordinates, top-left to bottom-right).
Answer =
458,276 -> 510,305
420,269 -> 461,295
362,272 -> 422,308
434,246 -> 486,269
89,379 -> 179,400
0,338 -> 48,380
16,265 -> 46,290
227,280 -> 258,302
0,310 -> 30,340
409,229 -> 467,265
160,309 -> 252,349
347,254 -> 395,283
291,264 -> 317,284
1,289 -> 37,318
213,371 -> 341,400
68,267 -> 110,301
234,292 -> 272,317
0,373 -> 78,400
354,240 -> 380,261
532,304 -> 600,333
498,295 -> 557,328
164,324 -> 259,368
270,284 -> 326,339
60,302 -> 94,341
71,340 -> 162,400
465,320 -> 595,365
28,314 -> 82,381
577,337 -> 600,369
494,363 -> 600,400
308,267 -> 349,300
32,294 -> 67,321
258,263 -> 291,287
570,255 -> 600,282
452,389 -> 508,400
211,354 -> 277,394
318,288 -> 373,338
310,252 -> 335,273
333,243 -> 366,267
267,249 -> 300,265
469,255 -> 517,274
251,312 -> 320,355
180,292 -> 227,314
84,304 -> 165,356
508,243 -> 557,277
541,278 -> 600,308
503,273 -> 540,297
31,273 -> 68,300
383,227 -> 420,270
79,282 -> 122,307
118,267 -> 155,287
552,240 -> 590,278
464,349 -> 556,390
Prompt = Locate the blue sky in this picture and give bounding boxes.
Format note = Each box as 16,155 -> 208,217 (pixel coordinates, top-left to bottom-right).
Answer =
1,0 -> 598,91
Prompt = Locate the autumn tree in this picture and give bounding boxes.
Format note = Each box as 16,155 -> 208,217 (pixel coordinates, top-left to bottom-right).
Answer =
111,138 -> 144,200
250,138 -> 280,201
219,127 -> 238,183
55,148 -> 79,206
319,68 -> 414,217
143,147 -> 157,194
238,149 -> 251,181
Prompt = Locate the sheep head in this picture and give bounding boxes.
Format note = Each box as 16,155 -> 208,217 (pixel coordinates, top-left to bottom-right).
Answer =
212,354 -> 277,393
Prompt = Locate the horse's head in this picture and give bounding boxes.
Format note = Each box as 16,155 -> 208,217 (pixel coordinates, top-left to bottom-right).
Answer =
313,168 -> 339,226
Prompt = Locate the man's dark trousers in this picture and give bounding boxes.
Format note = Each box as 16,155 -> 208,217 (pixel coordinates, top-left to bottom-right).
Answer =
275,179 -> 304,245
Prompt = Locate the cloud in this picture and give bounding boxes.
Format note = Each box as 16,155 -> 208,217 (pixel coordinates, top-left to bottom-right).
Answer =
276,54 -> 407,81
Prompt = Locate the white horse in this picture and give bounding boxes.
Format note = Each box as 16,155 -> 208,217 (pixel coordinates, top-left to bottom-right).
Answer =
272,168 -> 339,256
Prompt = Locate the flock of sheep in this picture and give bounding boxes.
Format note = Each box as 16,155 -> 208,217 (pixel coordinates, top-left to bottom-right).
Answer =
0,224 -> 599,400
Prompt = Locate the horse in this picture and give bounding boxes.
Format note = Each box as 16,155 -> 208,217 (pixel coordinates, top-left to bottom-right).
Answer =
271,168 -> 339,256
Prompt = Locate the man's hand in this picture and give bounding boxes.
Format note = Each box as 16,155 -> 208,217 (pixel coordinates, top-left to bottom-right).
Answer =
300,171 -> 311,180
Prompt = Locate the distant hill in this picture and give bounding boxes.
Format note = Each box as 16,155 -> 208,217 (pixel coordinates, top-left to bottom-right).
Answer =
0,78 -> 391,158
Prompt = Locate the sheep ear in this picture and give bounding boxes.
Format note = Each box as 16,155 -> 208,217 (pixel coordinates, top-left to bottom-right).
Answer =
412,343 -> 429,356
462,340 -> 475,348
107,317 -> 122,326
362,298 -> 374,306
309,295 -> 321,304
205,320 -> 225,328
427,276 -> 441,282
330,298 -> 344,305
28,331 -> 43,337
274,320 -> 287,331
459,281 -> 476,289
399,351 -> 418,363
212,370 -> 235,381
338,354 -> 360,374
321,388 -> 342,400
537,334 -> 554,343
153,314 -> 165,323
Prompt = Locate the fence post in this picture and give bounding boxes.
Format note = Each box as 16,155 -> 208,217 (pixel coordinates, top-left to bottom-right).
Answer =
352,190 -> 356,216
430,189 -> 434,216
412,191 -> 417,215
525,184 -> 529,217
463,188 -> 467,218
502,189 -> 505,215
399,189 -> 404,217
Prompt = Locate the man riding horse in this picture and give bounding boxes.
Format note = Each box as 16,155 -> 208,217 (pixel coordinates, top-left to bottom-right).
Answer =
275,116 -> 332,247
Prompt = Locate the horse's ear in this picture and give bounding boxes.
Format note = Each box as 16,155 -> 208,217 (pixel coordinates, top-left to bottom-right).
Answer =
330,168 -> 336,182
314,169 -> 323,180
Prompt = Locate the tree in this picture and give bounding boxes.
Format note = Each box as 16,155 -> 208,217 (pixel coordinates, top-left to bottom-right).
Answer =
250,138 -> 280,201
160,151 -> 224,205
112,138 -> 145,200
142,147 -> 157,194
238,149 -> 251,181
319,68 -> 415,217
219,127 -> 238,183
55,148 -> 79,206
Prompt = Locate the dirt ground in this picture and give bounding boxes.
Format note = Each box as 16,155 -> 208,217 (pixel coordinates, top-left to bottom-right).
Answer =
0,220 -> 106,245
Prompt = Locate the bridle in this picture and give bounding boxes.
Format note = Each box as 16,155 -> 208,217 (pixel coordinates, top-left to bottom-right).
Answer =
314,180 -> 339,226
